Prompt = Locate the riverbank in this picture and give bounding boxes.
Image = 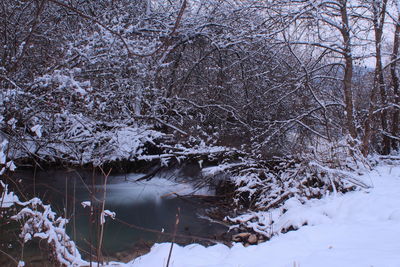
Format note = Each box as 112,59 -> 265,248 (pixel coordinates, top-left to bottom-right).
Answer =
1,137 -> 385,266
128,162 -> 400,267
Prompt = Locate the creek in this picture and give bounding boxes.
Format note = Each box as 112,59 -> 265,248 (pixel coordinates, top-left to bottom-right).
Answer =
3,168 -> 228,264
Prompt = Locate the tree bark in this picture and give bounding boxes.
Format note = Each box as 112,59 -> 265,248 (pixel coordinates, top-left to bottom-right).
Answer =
340,2 -> 357,140
375,0 -> 390,154
391,13 -> 400,151
362,0 -> 390,156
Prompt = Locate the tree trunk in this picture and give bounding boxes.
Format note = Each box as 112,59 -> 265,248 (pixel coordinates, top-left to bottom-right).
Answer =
391,14 -> 400,151
376,37 -> 391,155
362,0 -> 390,155
340,2 -> 357,141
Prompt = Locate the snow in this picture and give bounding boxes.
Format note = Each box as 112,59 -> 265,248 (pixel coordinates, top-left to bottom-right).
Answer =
0,150 -> 5,164
7,118 -> 17,128
0,180 -> 20,208
100,210 -> 116,225
30,124 -> 42,138
81,201 -> 91,208
6,160 -> 16,171
11,198 -> 88,266
3,159 -> 400,266
127,163 -> 400,267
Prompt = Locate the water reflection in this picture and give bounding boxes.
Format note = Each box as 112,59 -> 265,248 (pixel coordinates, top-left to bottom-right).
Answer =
12,169 -> 227,257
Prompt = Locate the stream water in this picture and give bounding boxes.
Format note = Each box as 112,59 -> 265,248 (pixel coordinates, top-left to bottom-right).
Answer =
2,168 -> 228,264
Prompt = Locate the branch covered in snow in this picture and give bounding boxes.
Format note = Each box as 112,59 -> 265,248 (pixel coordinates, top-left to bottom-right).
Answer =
0,181 -> 88,266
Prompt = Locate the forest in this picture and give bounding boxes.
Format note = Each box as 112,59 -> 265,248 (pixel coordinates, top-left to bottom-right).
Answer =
1,0 -> 400,266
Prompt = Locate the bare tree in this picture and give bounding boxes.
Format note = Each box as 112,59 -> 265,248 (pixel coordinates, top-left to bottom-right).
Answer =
390,0 -> 400,151
362,0 -> 391,155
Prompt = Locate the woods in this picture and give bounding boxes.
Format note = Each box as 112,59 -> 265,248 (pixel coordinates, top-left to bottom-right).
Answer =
1,0 -> 399,164
1,0 -> 400,265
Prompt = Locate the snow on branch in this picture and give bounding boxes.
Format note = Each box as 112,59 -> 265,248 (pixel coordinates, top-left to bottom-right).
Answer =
220,137 -> 372,238
0,182 -> 88,266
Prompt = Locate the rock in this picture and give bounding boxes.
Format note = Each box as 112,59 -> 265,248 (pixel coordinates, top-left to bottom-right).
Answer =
237,232 -> 251,238
232,235 -> 241,242
232,232 -> 251,242
248,234 -> 258,244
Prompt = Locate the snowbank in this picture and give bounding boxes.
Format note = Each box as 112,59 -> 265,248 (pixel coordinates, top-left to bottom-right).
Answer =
128,163 -> 400,267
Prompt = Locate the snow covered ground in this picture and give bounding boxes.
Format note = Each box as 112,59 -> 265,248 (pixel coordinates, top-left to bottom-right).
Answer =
127,163 -> 400,267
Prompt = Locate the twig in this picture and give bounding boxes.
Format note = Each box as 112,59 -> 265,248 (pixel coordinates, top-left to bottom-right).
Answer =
97,167 -> 112,263
166,207 -> 180,267
0,248 -> 19,265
